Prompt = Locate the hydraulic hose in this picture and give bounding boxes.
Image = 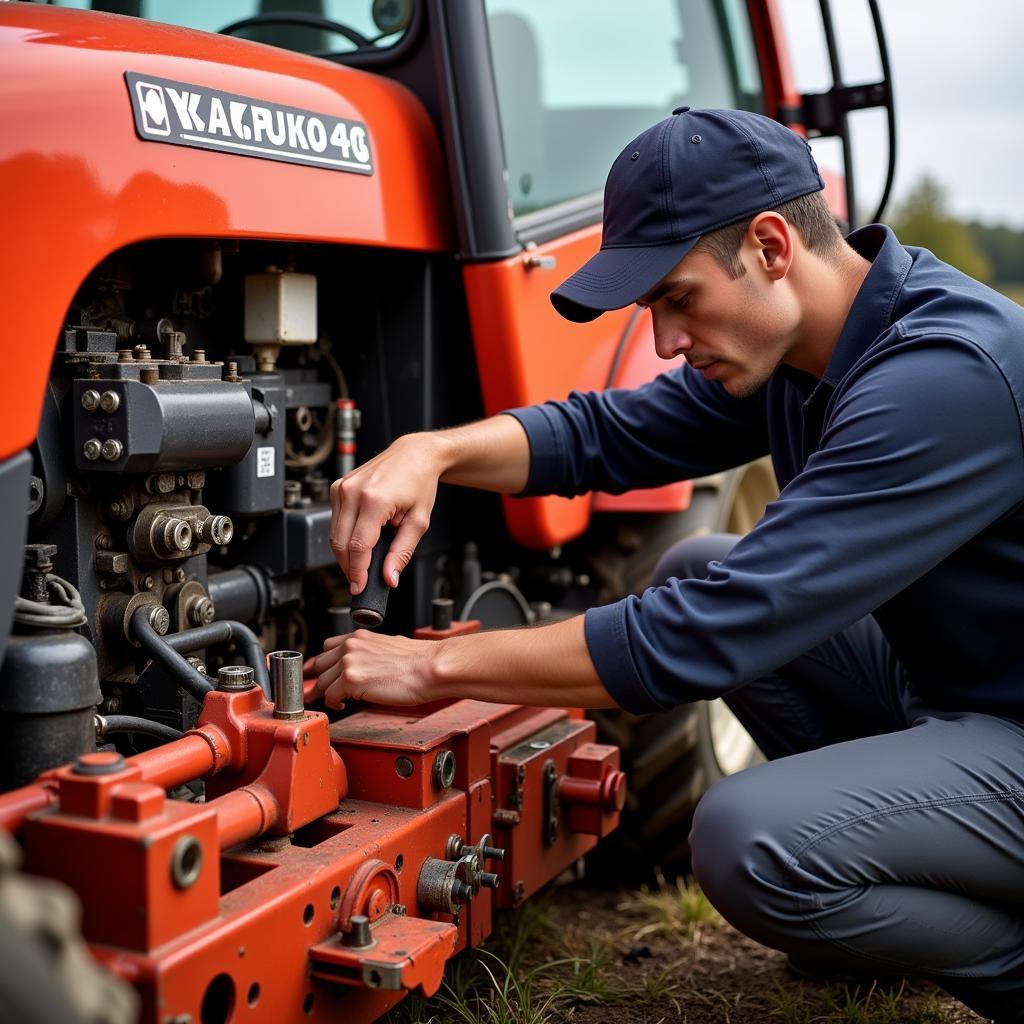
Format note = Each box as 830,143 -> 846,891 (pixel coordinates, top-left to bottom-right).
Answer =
163,620 -> 270,697
131,609 -> 214,704
96,715 -> 184,744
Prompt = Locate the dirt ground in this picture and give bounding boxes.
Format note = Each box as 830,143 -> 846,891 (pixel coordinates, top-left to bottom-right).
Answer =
541,882 -> 987,1024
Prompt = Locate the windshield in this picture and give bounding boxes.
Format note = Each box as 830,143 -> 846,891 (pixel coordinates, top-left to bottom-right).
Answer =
24,1 -> 414,56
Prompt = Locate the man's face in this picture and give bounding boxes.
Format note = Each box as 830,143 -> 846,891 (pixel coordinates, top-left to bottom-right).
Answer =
637,246 -> 797,399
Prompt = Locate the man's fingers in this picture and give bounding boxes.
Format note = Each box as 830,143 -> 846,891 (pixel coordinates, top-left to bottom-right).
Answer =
384,513 -> 429,587
329,477 -> 358,580
345,514 -> 388,596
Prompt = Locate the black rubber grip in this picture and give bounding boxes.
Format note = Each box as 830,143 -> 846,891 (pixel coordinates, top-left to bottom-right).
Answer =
350,525 -> 393,628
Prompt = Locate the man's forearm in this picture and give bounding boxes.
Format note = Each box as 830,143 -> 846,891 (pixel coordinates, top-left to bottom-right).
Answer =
427,615 -> 619,709
433,414 -> 532,494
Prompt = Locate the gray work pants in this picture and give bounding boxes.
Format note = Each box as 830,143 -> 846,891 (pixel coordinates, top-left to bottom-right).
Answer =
660,534 -> 1024,1023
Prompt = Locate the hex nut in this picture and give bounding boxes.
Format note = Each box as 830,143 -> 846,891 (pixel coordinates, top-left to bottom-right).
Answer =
80,389 -> 101,412
101,439 -> 123,462
99,390 -> 121,413
82,438 -> 103,461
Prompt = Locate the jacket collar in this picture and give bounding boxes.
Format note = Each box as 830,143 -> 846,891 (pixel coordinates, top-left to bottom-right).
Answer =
819,224 -> 913,386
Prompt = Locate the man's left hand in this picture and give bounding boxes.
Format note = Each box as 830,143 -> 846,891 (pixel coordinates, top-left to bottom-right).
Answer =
306,630 -> 439,709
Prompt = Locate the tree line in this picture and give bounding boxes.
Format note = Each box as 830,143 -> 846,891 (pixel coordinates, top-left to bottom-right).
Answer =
887,175 -> 1024,286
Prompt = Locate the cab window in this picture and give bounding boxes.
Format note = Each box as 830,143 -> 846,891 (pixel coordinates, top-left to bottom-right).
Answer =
485,0 -> 763,218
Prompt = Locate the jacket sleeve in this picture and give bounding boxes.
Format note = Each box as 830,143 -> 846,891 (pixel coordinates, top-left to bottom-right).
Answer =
504,364 -> 770,497
583,339 -> 1024,713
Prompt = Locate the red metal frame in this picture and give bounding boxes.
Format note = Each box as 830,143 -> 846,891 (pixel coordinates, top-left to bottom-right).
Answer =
0,622 -> 624,1023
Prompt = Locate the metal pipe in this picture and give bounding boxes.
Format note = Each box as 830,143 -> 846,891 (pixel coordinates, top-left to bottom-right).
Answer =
212,784 -> 279,849
206,566 -> 268,625
269,651 -> 304,720
132,733 -> 218,790
97,715 -> 183,744
132,610 -> 213,703
163,619 -> 270,697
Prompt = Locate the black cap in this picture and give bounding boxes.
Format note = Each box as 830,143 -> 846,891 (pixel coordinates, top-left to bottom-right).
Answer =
550,108 -> 825,322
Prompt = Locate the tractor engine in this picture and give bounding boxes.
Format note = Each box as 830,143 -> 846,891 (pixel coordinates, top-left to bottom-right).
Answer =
0,239 -> 624,1023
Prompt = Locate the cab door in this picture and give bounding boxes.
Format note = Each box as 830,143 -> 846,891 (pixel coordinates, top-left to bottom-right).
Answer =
437,0 -> 767,548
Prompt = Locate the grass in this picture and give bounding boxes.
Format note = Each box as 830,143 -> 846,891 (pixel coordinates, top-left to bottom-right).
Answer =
385,878 -> 968,1024
615,868 -> 722,941
769,980 -> 949,1024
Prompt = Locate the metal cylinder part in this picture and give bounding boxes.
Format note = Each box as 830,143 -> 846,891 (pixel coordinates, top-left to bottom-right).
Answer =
217,665 -> 256,692
159,518 -> 193,556
269,651 -> 304,720
350,525 -> 393,628
197,515 -> 233,546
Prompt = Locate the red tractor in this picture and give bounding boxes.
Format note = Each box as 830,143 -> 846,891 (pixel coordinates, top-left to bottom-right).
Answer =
0,2 -> 893,1021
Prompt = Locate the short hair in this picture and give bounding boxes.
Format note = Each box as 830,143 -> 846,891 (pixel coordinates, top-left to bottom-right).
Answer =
693,190 -> 845,279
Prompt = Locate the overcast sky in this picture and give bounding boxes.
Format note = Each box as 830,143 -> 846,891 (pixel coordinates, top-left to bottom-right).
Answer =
778,0 -> 1024,227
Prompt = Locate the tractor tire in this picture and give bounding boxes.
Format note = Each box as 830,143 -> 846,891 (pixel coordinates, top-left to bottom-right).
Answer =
588,458 -> 778,879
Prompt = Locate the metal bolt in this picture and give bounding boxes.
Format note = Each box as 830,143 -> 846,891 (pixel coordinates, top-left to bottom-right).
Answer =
189,596 -> 216,627
99,390 -> 121,413
186,657 -> 207,675
117,348 -> 134,362
81,389 -> 101,412
283,481 -> 302,508
480,873 -> 500,889
108,498 -> 131,520
101,438 -> 123,462
82,438 -> 102,461
140,367 -> 159,385
217,665 -> 256,692
95,551 -> 129,574
141,574 -> 155,590
192,349 -> 207,363
133,345 -> 151,360
431,598 -> 454,632
147,605 -> 170,635
341,915 -> 373,949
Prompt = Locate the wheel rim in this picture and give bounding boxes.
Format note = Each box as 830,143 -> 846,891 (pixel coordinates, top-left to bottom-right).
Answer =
713,457 -> 777,775
708,698 -> 758,775
725,457 -> 779,535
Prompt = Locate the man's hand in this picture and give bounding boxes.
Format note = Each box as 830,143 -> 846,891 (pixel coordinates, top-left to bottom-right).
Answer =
306,630 -> 441,709
306,616 -> 618,712
329,433 -> 447,596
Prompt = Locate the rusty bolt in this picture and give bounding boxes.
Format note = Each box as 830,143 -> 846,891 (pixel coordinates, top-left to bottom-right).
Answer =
188,596 -> 216,627
24,543 -> 57,571
140,367 -> 159,385
117,348 -> 134,362
148,605 -> 170,635
82,438 -> 102,461
133,345 -> 151,360
95,551 -> 129,574
108,497 -> 133,521
80,389 -> 101,412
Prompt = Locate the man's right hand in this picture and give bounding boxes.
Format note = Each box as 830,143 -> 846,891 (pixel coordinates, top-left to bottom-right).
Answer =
328,415 -> 531,597
329,432 -> 447,596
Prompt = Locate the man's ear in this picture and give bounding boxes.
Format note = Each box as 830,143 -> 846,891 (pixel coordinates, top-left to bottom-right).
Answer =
746,212 -> 793,281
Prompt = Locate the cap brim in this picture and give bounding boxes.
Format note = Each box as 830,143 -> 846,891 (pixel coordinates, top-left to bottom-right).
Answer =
550,238 -> 698,323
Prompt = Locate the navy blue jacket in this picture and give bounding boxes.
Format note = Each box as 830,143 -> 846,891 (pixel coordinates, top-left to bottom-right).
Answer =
507,226 -> 1024,716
